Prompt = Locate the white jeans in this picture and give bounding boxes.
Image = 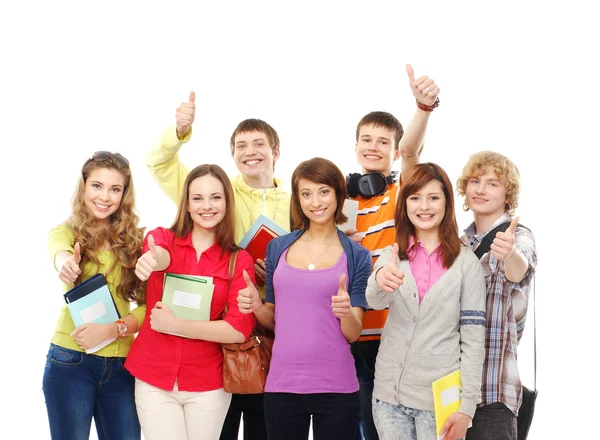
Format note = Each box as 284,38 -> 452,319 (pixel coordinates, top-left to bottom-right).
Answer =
135,378 -> 231,440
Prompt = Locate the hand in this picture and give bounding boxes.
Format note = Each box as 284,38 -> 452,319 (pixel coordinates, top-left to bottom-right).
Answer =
237,270 -> 262,315
71,322 -> 111,351
58,242 -> 82,284
344,228 -> 364,245
331,273 -> 352,318
176,91 -> 196,137
254,259 -> 266,287
407,64 -> 440,107
135,235 -> 158,281
150,301 -> 176,333
375,243 -> 405,293
440,412 -> 472,440
491,216 -> 519,261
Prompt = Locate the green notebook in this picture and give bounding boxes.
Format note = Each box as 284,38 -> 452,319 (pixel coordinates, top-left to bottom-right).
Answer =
162,273 -> 215,324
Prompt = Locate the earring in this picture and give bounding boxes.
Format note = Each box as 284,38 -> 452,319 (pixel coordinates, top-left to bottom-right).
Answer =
463,202 -> 470,212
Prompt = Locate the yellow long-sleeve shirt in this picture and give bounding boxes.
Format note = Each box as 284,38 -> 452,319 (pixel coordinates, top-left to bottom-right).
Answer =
48,225 -> 146,357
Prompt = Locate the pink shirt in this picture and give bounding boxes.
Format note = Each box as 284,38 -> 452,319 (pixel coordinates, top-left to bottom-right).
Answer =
407,238 -> 448,304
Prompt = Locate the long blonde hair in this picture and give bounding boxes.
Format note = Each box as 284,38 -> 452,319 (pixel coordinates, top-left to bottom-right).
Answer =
67,153 -> 145,304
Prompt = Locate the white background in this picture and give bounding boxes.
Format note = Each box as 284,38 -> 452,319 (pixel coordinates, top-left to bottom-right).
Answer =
1,1 -> 597,439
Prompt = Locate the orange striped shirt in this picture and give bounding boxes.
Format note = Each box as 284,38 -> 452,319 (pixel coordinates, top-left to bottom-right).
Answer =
353,183 -> 399,341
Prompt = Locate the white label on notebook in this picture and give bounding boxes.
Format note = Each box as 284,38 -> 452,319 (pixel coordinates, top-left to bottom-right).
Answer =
173,290 -> 202,309
80,301 -> 108,323
441,385 -> 460,407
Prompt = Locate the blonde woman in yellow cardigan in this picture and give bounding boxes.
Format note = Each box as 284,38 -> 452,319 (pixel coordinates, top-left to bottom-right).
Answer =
43,152 -> 146,440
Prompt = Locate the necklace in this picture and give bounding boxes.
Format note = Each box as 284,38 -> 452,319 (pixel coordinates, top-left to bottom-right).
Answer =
305,231 -> 338,271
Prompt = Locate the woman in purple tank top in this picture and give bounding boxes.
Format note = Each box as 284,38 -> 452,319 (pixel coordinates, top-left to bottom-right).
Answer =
237,157 -> 372,440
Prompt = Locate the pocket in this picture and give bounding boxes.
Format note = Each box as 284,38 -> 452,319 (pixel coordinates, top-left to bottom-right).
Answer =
49,346 -> 84,366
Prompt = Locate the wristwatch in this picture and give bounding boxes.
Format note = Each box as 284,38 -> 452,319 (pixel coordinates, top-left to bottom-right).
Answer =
116,320 -> 128,340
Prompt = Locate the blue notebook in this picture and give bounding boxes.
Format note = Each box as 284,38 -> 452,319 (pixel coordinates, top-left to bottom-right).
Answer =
64,274 -> 120,353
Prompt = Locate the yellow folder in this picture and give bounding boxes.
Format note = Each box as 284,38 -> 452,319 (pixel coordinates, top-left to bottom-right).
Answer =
432,370 -> 461,439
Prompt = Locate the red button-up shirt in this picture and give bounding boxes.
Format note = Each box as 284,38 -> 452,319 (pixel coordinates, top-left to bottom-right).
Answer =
125,227 -> 256,391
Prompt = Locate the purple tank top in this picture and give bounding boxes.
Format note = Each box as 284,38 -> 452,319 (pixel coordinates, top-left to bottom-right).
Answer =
264,249 -> 358,394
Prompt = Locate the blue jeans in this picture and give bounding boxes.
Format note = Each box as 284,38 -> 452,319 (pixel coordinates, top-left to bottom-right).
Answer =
372,398 -> 436,440
42,343 -> 140,440
352,340 -> 380,440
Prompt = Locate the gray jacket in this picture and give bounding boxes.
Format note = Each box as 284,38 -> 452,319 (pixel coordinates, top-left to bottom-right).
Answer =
367,245 -> 486,417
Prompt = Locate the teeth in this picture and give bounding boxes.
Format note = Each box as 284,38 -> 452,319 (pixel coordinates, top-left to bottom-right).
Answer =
95,203 -> 109,209
245,160 -> 260,165
201,214 -> 215,218
365,155 -> 380,159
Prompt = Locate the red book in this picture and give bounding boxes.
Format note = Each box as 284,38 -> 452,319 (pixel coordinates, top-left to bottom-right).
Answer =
238,215 -> 288,261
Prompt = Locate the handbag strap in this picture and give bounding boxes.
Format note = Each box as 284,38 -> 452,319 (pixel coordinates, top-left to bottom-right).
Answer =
223,250 -> 239,316
532,275 -> 537,391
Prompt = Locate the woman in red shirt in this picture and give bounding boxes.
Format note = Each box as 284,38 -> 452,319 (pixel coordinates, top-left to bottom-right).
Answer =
125,164 -> 256,440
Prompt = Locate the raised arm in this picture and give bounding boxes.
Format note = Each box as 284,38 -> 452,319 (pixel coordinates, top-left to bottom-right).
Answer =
399,65 -> 440,182
145,91 -> 195,204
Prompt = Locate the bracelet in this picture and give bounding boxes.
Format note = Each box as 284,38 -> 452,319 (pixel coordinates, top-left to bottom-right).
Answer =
116,320 -> 128,340
416,97 -> 440,112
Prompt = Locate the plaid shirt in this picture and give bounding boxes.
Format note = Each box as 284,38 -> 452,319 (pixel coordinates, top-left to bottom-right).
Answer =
462,213 -> 537,415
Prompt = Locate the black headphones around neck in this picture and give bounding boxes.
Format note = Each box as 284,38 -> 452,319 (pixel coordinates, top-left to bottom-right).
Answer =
346,171 -> 398,198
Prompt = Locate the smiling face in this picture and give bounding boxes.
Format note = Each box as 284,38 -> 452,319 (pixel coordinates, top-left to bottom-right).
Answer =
406,179 -> 446,236
355,123 -> 400,175
187,174 -> 227,231
297,178 -> 337,227
464,169 -> 508,218
232,130 -> 280,179
84,167 -> 126,224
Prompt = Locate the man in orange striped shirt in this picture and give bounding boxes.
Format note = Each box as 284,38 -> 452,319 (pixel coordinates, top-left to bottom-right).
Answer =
346,64 -> 441,440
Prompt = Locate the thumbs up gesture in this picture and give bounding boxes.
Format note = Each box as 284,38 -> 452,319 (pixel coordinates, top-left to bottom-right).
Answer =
237,270 -> 262,314
406,64 -> 439,107
135,235 -> 159,281
491,216 -> 519,261
176,91 -> 196,137
58,242 -> 82,284
332,274 -> 352,318
375,243 -> 405,293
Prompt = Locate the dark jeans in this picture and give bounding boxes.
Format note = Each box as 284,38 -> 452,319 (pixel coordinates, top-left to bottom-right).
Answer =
42,343 -> 140,440
466,403 -> 517,440
219,393 -> 268,440
264,392 -> 360,440
352,340 -> 380,440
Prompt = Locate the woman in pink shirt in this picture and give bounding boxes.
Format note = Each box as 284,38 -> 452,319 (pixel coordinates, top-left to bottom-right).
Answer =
125,164 -> 255,440
367,163 -> 486,440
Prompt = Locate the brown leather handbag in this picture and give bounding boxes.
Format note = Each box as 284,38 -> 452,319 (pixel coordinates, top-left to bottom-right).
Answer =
221,251 -> 274,394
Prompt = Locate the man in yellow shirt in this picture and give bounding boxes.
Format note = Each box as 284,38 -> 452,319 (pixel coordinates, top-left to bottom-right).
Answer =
146,92 -> 290,440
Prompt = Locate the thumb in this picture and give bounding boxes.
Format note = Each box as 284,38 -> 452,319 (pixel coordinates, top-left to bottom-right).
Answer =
73,242 -> 81,264
507,216 -> 519,234
148,234 -> 157,257
389,242 -> 400,265
189,91 -> 196,104
338,273 -> 347,294
242,270 -> 254,289
154,301 -> 165,309
406,64 -> 415,84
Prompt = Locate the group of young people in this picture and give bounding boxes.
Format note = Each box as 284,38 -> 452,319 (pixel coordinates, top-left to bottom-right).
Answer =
42,65 -> 537,440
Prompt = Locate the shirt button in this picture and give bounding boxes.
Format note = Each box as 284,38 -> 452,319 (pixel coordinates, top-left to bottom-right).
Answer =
405,341 -> 410,346
394,395 -> 398,401
424,295 -> 430,301
412,316 -> 417,323
394,385 -> 397,391
399,362 -> 404,369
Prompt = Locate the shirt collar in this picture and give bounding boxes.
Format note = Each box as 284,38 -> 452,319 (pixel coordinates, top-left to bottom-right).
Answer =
464,212 -> 512,243
407,236 -> 441,257
172,233 -> 224,262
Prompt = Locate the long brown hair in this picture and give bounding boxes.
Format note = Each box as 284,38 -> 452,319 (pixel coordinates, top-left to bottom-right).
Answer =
68,153 -> 145,304
170,164 -> 238,255
395,163 -> 462,268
